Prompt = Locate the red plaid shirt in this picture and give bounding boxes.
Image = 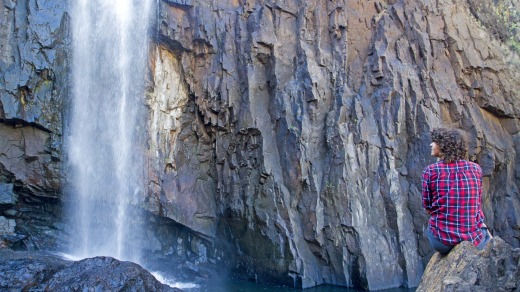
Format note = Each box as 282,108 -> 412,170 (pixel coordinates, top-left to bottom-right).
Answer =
422,160 -> 485,246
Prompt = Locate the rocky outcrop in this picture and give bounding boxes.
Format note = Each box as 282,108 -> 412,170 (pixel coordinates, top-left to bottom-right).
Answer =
0,250 -> 179,291
1,0 -> 520,290
417,237 -> 520,291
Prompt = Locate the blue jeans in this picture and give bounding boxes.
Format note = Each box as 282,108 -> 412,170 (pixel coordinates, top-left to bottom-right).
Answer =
427,227 -> 491,254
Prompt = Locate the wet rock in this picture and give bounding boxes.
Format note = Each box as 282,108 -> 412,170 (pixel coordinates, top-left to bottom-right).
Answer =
0,250 -> 181,291
417,237 -> 520,292
0,250 -> 68,290
43,257 -> 178,291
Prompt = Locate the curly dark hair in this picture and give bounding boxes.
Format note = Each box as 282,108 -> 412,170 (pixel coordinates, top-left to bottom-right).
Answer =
431,128 -> 468,163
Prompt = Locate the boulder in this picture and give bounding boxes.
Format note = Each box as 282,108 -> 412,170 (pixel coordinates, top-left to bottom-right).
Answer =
43,256 -> 178,292
0,250 -> 180,291
417,237 -> 520,292
0,250 -> 68,290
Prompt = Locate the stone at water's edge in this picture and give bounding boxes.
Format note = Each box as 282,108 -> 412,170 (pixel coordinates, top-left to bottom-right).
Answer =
0,250 -> 68,290
416,237 -> 520,292
0,250 -> 180,291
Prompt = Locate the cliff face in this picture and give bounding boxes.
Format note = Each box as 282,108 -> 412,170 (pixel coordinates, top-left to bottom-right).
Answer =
150,0 -> 520,289
1,0 -> 520,290
0,0 -> 68,250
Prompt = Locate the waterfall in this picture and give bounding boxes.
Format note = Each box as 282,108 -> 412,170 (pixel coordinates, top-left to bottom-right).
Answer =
66,0 -> 152,262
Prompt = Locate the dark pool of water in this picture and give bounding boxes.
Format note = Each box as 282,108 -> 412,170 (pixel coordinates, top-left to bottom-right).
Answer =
188,279 -> 417,292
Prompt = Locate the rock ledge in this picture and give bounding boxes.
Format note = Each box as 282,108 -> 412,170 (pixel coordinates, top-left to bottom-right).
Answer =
417,237 -> 520,292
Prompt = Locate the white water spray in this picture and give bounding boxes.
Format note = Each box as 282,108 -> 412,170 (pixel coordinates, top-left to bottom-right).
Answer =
67,0 -> 152,263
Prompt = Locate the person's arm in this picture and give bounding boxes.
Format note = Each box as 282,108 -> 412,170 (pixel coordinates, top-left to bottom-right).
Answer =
422,167 -> 432,214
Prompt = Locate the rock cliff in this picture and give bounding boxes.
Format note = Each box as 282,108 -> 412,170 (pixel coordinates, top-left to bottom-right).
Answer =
0,0 -> 68,251
149,0 -> 520,289
1,0 -> 519,290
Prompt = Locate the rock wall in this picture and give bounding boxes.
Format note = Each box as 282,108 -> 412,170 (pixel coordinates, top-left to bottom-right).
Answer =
0,0 -> 68,250
151,0 -> 520,289
1,0 -> 520,290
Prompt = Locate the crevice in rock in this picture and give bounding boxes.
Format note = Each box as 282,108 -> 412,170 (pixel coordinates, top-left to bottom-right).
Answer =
0,119 -> 52,133
0,100 -> 5,119
162,0 -> 193,10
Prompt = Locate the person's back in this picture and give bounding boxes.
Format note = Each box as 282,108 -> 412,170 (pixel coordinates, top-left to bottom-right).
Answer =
422,128 -> 492,254
423,160 -> 484,246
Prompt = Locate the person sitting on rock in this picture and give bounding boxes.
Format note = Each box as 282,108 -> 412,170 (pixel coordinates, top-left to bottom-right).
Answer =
422,128 -> 492,254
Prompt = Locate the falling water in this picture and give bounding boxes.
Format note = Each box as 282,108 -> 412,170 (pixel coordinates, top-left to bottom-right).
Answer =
66,0 -> 152,262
